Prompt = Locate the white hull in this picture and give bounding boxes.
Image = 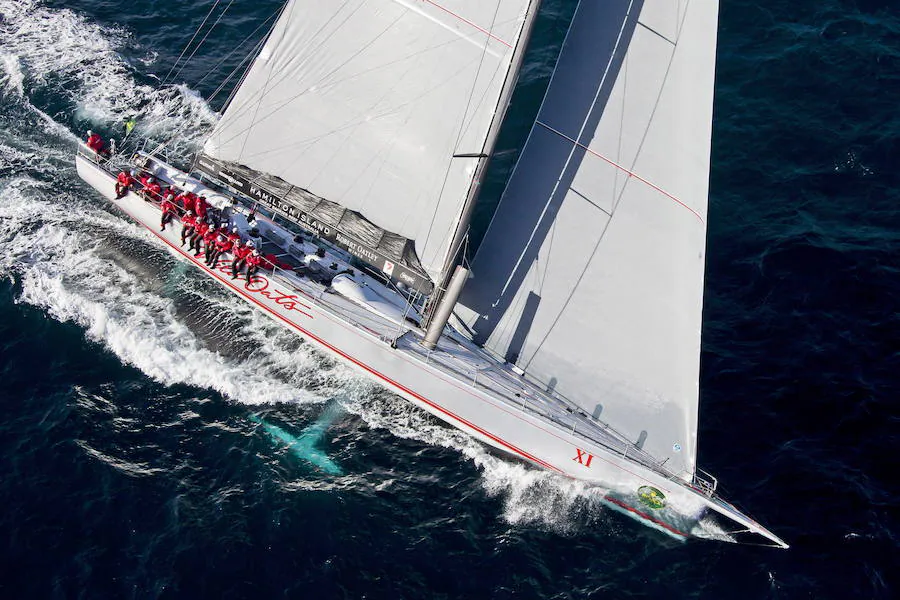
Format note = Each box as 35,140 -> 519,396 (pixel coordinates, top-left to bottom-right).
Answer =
76,149 -> 787,548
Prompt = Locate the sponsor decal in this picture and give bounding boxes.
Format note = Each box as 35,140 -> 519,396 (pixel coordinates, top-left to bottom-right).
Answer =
637,485 -> 667,510
383,260 -> 395,277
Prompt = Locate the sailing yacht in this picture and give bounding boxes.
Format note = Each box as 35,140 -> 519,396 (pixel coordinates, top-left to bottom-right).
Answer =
75,0 -> 788,547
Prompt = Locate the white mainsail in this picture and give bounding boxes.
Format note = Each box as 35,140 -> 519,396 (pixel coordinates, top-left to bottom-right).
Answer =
203,0 -> 536,282
456,0 -> 720,480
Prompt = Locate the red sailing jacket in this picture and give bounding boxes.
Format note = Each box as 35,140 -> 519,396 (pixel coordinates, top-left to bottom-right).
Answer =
161,199 -> 176,215
182,214 -> 197,229
117,171 -> 133,186
233,246 -> 252,261
215,235 -> 233,253
86,134 -> 104,152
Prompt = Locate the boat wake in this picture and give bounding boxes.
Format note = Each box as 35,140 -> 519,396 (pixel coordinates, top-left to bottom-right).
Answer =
0,0 -> 708,541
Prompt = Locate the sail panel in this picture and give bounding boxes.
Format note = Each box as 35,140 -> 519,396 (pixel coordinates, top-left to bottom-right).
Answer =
204,0 -> 533,281
456,0 -> 719,479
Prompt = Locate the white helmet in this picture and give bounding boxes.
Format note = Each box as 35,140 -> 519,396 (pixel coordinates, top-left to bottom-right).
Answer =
87,130 -> 93,136
246,240 -> 255,248
252,249 -> 260,256
232,227 -> 238,233
147,176 -> 155,183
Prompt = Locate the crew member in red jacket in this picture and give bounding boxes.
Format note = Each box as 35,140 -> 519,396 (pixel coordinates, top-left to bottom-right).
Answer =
180,211 -> 197,246
244,249 -> 263,282
114,169 -> 135,199
85,130 -> 106,155
160,196 -> 178,231
231,240 -> 253,279
175,189 -> 194,215
195,195 -> 209,220
202,223 -> 223,262
190,218 -> 211,254
139,175 -> 161,201
227,226 -> 241,246
207,228 -> 234,267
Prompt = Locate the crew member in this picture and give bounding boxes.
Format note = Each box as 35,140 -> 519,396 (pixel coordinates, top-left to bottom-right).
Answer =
160,196 -> 177,231
201,222 -> 221,262
144,177 -> 162,202
180,210 -> 197,246
114,169 -> 135,199
207,227 -> 234,267
85,130 -> 106,155
195,195 -> 208,220
190,218 -> 211,254
175,189 -> 195,215
227,226 -> 241,247
231,240 -> 253,279
245,249 -> 263,282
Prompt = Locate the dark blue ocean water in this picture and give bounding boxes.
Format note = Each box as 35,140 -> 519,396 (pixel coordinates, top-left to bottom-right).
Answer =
0,0 -> 897,598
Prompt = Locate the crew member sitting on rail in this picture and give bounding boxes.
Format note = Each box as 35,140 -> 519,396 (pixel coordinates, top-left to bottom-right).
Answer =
245,249 -> 262,282
161,186 -> 177,204
231,240 -> 253,279
139,175 -> 162,201
114,169 -> 136,199
207,227 -> 234,267
180,210 -> 197,246
201,222 -> 222,262
85,130 -> 107,156
227,226 -> 241,247
160,195 -> 178,231
190,218 -> 211,254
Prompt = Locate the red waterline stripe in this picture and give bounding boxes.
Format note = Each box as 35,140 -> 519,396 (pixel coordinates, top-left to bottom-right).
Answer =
536,120 -> 705,224
604,496 -> 688,538
131,201 -> 561,474
421,0 -> 512,48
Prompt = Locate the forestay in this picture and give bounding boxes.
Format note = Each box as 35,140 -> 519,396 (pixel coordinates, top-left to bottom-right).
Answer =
456,0 -> 720,479
203,0 -> 535,283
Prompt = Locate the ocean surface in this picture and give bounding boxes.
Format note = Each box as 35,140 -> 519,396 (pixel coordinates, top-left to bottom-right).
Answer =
0,0 -> 896,598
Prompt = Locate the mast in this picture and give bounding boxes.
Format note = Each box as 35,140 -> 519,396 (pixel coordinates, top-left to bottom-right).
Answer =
423,0 -> 543,330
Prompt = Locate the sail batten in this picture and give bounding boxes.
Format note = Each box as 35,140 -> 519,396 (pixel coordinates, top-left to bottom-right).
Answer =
456,0 -> 720,479
204,0 -> 537,284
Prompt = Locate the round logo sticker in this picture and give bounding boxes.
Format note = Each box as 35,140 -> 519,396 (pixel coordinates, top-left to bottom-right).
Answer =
637,486 -> 667,510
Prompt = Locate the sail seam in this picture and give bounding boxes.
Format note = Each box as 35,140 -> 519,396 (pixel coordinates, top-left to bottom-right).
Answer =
534,120 -> 705,224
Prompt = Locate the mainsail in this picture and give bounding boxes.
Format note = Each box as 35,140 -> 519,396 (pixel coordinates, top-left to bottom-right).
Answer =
456,0 -> 720,480
202,0 -> 538,284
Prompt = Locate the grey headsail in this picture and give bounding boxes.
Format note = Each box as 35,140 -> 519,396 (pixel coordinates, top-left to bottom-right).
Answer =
456,0 -> 720,480
201,0 -> 538,285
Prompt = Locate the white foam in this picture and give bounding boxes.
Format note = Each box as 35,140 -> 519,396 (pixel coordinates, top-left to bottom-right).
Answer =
0,53 -> 24,96
0,0 -> 217,155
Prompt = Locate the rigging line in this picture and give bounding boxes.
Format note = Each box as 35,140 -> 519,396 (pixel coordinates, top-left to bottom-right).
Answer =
297,11 -> 408,193
211,0 -> 361,140
193,10 -> 280,90
163,0 -> 221,85
212,29 -> 466,154
236,0 -> 298,162
169,0 -> 237,85
420,0 -> 504,268
232,55 -> 477,163
207,35 -> 268,106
